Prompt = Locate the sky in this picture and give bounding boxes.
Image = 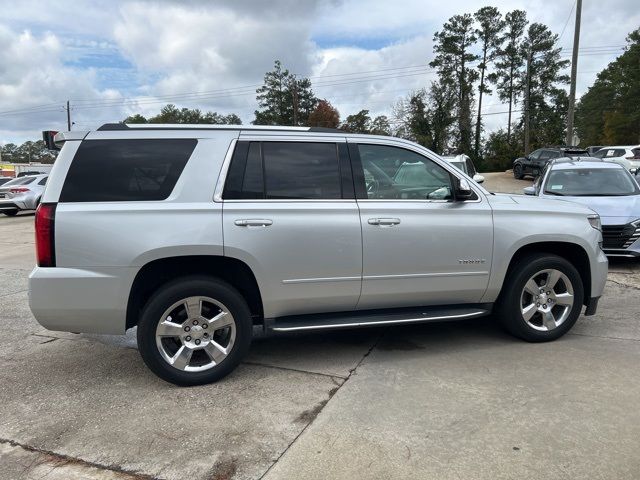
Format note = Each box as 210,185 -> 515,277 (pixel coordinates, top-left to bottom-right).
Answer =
0,0 -> 638,145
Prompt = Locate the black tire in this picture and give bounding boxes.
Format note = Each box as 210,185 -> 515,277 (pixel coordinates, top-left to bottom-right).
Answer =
137,276 -> 252,386
513,163 -> 524,180
496,253 -> 584,342
2,210 -> 19,216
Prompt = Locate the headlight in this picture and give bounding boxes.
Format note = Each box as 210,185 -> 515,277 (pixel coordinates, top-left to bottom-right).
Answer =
588,214 -> 602,231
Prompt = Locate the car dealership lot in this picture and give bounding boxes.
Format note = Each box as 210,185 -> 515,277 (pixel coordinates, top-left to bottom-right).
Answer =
1,173 -> 639,480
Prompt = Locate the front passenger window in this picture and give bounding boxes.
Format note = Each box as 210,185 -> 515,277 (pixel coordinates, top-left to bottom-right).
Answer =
357,144 -> 453,200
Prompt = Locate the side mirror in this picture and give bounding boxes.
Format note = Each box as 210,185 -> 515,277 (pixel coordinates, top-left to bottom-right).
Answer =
473,174 -> 485,184
523,186 -> 536,196
455,178 -> 474,200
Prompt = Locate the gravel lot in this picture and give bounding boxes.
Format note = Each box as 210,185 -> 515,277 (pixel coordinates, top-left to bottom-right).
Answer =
1,172 -> 639,479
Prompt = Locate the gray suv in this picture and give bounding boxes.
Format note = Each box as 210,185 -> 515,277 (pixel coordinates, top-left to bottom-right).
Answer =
29,125 -> 608,385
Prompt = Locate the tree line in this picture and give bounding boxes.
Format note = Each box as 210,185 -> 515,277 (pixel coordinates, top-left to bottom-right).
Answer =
3,10 -> 638,172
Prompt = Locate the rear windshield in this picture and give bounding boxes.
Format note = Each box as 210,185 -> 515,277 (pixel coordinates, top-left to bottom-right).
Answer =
60,139 -> 197,202
2,176 -> 37,186
544,168 -> 639,196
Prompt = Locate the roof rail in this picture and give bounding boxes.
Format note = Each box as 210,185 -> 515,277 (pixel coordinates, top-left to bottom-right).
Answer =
96,123 -> 344,133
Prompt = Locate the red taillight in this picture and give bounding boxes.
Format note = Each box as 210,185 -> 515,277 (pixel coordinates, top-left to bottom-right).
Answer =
35,203 -> 56,267
10,187 -> 30,193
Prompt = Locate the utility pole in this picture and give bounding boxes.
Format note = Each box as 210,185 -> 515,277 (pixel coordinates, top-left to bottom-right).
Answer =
524,48 -> 532,155
66,100 -> 71,131
565,0 -> 582,146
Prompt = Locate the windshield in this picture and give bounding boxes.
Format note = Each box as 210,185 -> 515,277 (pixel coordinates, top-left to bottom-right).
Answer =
1,176 -> 37,187
544,168 -> 639,196
448,160 -> 468,174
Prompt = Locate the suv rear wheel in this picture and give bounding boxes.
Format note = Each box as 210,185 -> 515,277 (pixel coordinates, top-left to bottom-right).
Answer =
497,253 -> 584,342
513,163 -> 524,179
137,276 -> 252,385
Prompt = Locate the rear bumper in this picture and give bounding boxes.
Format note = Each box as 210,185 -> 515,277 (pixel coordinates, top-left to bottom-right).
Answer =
28,266 -> 136,334
0,201 -> 20,211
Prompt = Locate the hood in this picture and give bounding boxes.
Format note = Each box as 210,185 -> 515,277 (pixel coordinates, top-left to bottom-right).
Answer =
556,195 -> 640,225
489,193 -> 596,216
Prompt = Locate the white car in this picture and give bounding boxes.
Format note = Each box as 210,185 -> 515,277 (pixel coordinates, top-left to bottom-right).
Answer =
441,154 -> 485,183
592,146 -> 640,172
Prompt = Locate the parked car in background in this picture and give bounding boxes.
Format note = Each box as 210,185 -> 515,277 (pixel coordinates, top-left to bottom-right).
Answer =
0,178 -> 12,186
513,146 -> 589,179
586,146 -> 604,156
0,174 -> 48,216
442,154 -> 485,183
28,124 -> 607,386
524,157 -> 640,258
592,145 -> 640,172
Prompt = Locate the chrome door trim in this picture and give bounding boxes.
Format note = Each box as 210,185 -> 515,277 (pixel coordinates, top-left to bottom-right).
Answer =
363,271 -> 489,280
282,276 -> 361,284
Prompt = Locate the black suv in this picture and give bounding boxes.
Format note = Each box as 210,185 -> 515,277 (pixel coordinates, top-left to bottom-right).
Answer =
513,147 -> 588,179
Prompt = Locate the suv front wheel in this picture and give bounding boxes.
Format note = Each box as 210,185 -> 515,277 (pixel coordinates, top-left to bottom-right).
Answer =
137,276 -> 252,385
497,253 -> 584,342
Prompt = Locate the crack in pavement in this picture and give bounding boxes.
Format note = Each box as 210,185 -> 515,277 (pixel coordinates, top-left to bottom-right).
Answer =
0,438 -> 158,479
257,329 -> 385,480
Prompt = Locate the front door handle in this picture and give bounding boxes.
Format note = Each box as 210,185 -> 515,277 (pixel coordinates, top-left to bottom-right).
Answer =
234,219 -> 273,227
368,218 -> 401,226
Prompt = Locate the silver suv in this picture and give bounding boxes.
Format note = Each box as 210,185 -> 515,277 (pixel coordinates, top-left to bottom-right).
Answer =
29,124 -> 608,385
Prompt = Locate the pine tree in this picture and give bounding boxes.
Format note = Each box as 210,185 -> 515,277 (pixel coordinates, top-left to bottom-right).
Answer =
254,60 -> 317,126
473,6 -> 503,156
523,23 -> 569,148
489,9 -> 528,141
576,28 -> 640,145
430,14 -> 479,155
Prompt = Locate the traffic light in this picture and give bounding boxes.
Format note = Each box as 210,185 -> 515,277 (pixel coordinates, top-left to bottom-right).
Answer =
42,130 -> 59,150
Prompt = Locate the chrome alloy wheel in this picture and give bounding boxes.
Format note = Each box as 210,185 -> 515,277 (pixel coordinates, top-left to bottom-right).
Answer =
155,296 -> 236,372
520,269 -> 575,332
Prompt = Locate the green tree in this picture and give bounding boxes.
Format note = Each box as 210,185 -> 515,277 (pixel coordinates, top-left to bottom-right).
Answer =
473,6 -> 503,156
430,13 -> 480,155
489,9 -> 528,141
254,60 -> 318,126
0,143 -> 18,162
123,105 -> 242,125
393,89 -> 433,147
576,28 -> 640,145
307,99 -> 340,128
340,110 -> 391,135
523,23 -> 569,149
483,126 -> 523,171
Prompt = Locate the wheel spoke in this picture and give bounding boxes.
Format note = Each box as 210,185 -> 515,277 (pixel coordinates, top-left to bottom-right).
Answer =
184,297 -> 201,318
207,311 -> 233,331
156,320 -> 184,337
542,311 -> 557,330
546,270 -> 562,289
555,292 -> 574,307
170,345 -> 193,370
522,303 -> 537,322
203,341 -> 228,364
524,279 -> 539,296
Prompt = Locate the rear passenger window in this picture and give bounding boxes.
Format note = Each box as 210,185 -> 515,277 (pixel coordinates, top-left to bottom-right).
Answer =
60,139 -> 196,202
223,142 -> 342,200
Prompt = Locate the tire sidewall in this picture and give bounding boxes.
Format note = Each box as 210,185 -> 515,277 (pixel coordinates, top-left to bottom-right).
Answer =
499,255 -> 584,342
137,276 -> 252,386
514,164 -> 523,179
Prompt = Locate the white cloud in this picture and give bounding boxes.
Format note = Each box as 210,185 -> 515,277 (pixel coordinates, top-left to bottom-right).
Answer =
0,0 -> 638,143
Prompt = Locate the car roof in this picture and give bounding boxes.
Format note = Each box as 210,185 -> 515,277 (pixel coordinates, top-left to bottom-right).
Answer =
97,123 -> 343,134
549,157 -> 625,170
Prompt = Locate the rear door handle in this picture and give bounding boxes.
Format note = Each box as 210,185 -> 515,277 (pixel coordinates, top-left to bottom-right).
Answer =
368,218 -> 401,226
234,219 -> 273,227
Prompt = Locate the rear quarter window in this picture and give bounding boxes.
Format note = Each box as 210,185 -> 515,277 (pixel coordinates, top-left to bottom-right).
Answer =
60,139 -> 197,202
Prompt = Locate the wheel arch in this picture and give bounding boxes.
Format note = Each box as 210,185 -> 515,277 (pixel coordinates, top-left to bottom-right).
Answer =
126,255 -> 263,330
499,241 -> 591,305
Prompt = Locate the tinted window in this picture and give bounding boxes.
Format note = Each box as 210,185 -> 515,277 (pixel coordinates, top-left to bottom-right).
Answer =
528,150 -> 542,160
60,139 -> 196,202
38,177 -> 48,185
262,142 -> 341,199
358,144 -> 453,200
2,176 -> 36,187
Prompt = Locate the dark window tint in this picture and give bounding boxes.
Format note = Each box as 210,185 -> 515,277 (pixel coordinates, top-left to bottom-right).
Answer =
38,177 -> 48,186
262,142 -> 341,199
60,139 -> 196,202
529,150 -> 542,160
241,143 -> 264,198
